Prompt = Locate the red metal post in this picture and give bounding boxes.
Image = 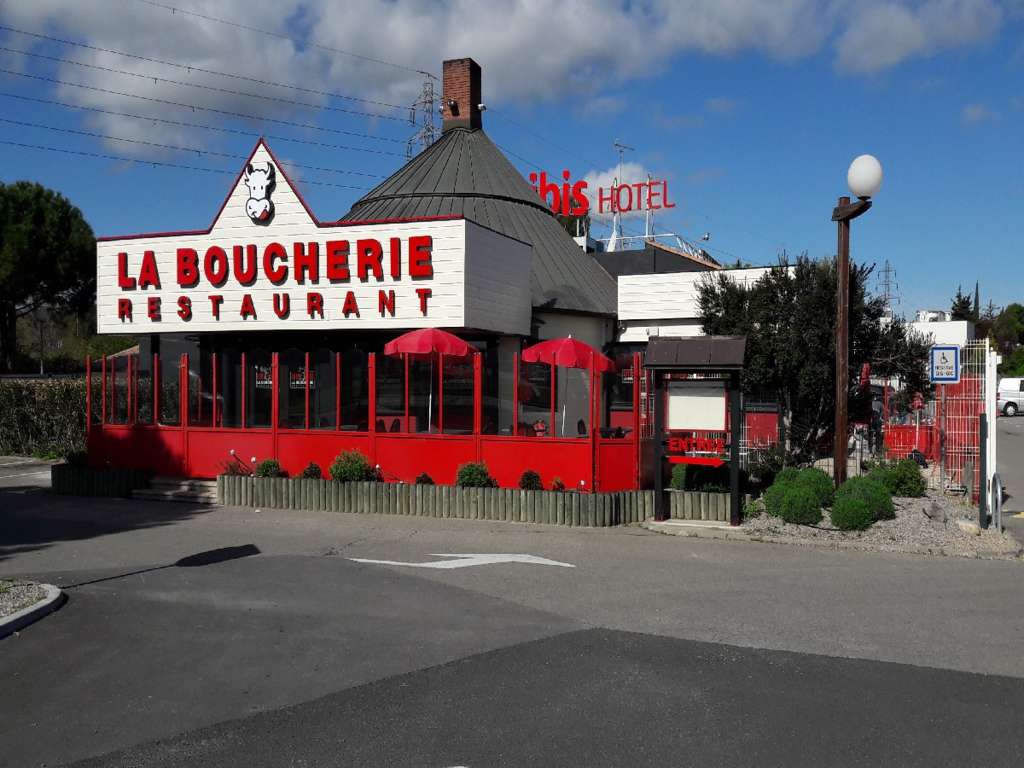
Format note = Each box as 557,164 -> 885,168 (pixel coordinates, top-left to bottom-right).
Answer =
85,355 -> 92,433
101,355 -> 106,425
590,365 -> 598,492
304,351 -> 311,430
212,352 -> 218,427
633,352 -> 642,489
271,351 -> 279,458
438,354 -> 444,433
403,352 -> 409,432
512,354 -> 520,436
473,352 -> 482,435
549,362 -> 556,438
152,352 -> 159,424
240,352 -> 247,429
127,354 -> 134,424
181,354 -> 189,428
368,352 -> 377,465
335,352 -> 341,430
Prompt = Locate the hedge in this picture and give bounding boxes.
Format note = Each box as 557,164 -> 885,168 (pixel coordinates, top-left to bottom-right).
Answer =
0,377 -> 86,458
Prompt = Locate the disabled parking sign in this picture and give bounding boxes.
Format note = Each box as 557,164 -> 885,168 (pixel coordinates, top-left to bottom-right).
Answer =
929,345 -> 960,383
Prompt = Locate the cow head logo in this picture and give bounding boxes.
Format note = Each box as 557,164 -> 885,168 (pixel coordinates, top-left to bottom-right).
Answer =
243,161 -> 275,224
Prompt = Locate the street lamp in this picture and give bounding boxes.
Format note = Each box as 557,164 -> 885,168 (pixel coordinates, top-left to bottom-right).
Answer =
833,154 -> 883,486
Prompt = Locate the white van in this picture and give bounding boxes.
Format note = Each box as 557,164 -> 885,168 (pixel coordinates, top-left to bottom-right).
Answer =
998,378 -> 1022,416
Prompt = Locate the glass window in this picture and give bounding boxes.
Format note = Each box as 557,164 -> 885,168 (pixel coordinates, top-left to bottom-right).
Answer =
278,348 -> 306,429
135,353 -> 154,425
480,344 -> 498,435
601,353 -> 634,438
443,355 -> 475,434
375,354 -> 405,433
555,367 -> 590,438
188,350 -> 212,427
89,357 -> 102,425
340,349 -> 368,431
158,349 -> 181,426
106,355 -> 129,425
519,361 -> 552,437
246,349 -> 272,428
310,347 -> 336,430
217,348 -> 243,428
408,357 -> 438,433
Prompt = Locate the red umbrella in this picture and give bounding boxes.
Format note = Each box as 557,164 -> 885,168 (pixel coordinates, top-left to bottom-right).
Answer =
521,337 -> 615,372
383,328 -> 473,359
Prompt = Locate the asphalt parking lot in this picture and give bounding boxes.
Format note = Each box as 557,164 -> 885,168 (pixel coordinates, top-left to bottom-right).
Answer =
2,467 -> 1023,766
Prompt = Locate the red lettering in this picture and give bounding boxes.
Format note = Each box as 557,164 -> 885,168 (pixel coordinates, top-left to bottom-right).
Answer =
389,238 -> 401,279
263,242 -> 288,284
416,287 -> 431,316
240,294 -> 256,319
293,242 -> 319,284
147,296 -> 161,321
661,180 -> 676,209
342,291 -> 359,317
177,296 -> 192,321
537,171 -> 561,214
117,252 -> 136,290
139,250 -> 160,289
233,244 -> 258,285
176,248 -> 199,287
598,186 -> 615,214
209,294 -> 223,320
273,293 -> 290,319
647,182 -> 660,210
378,289 -> 395,317
117,298 -> 132,321
203,245 -> 229,287
307,292 -> 324,318
356,239 -> 383,281
616,184 -> 633,213
326,240 -> 350,282
409,235 -> 433,278
632,182 -> 645,210
570,180 -> 590,215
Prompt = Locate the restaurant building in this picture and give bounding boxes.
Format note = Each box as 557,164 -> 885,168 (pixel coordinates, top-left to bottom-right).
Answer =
88,57 -> 667,490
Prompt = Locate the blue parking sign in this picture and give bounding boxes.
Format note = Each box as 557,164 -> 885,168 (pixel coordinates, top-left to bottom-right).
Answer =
929,345 -> 960,383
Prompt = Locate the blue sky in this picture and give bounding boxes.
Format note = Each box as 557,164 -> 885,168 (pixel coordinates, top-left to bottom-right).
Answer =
0,0 -> 1022,315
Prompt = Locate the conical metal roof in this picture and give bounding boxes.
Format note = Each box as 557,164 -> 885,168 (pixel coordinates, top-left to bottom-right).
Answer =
341,127 -> 616,316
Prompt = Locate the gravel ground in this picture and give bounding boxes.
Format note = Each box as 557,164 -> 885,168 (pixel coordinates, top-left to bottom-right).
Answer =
742,492 -> 1022,560
0,580 -> 47,618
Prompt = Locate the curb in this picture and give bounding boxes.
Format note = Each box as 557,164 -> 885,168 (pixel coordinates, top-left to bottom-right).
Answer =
0,584 -> 66,639
641,521 -> 1024,561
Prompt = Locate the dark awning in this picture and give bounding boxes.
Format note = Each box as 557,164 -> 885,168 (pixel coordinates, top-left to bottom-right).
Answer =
643,336 -> 746,371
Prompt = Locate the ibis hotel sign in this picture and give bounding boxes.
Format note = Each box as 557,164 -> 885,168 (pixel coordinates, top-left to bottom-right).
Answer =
97,140 -> 532,335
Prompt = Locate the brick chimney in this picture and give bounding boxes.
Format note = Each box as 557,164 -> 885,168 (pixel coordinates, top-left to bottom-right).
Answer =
441,58 -> 482,131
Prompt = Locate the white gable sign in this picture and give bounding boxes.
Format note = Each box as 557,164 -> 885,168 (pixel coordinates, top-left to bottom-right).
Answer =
96,140 -> 532,335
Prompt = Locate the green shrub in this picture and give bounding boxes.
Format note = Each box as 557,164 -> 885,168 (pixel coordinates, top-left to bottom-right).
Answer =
774,466 -> 801,486
778,484 -> 823,525
329,450 -> 376,482
456,462 -> 496,488
763,482 -> 788,517
890,460 -> 926,497
551,476 -> 566,492
300,462 -> 322,479
830,495 -> 875,531
519,470 -> 543,490
835,476 -> 894,521
220,459 -> 248,476
415,472 -> 434,485
795,467 -> 835,507
0,377 -> 87,458
670,464 -> 687,491
255,459 -> 286,478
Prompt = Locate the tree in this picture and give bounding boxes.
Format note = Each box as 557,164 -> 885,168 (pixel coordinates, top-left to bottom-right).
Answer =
0,182 -> 95,372
994,303 -> 1024,352
950,285 -> 975,321
698,253 -> 930,458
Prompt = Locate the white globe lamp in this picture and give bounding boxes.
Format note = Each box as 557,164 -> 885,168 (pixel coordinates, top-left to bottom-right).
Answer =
847,154 -> 883,199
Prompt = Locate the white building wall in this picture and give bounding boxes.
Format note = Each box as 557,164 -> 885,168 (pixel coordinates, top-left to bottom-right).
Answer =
909,320 -> 975,346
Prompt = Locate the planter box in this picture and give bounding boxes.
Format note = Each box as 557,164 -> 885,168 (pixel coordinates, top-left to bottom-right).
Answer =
668,490 -> 730,522
217,475 -> 655,528
51,464 -> 149,498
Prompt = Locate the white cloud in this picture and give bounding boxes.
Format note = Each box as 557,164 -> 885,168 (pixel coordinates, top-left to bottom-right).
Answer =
835,0 -> 1003,74
961,102 -> 999,124
0,0 -> 1010,158
582,161 -> 657,219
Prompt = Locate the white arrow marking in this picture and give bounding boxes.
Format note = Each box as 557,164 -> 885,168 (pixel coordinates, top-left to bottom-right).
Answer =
347,553 -> 575,569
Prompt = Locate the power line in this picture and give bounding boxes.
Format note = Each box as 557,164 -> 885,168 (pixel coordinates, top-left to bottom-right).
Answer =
0,45 -> 407,123
0,138 -> 370,190
0,24 -> 409,111
0,117 -> 384,179
0,68 -> 407,144
125,0 -> 436,79
0,92 -> 408,158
